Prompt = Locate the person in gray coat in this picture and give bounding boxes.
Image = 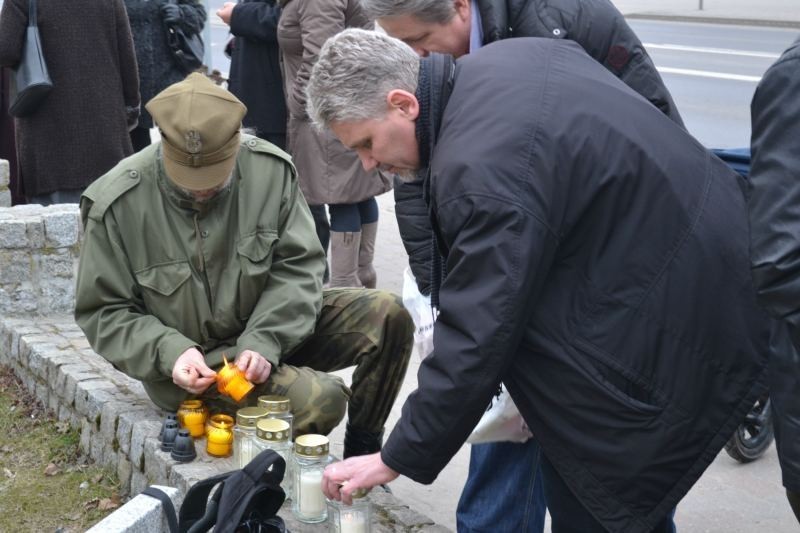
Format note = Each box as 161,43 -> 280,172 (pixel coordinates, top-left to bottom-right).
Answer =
123,0 -> 206,152
308,29 -> 772,533
747,35 -> 800,524
0,0 -> 140,204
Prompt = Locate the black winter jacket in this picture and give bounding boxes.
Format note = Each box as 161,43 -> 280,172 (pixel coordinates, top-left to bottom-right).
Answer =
396,0 -> 683,294
227,0 -> 287,148
381,39 -> 770,532
748,36 -> 800,493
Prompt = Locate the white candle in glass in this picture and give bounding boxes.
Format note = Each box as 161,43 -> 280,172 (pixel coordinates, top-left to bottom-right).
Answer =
339,510 -> 367,533
299,470 -> 326,515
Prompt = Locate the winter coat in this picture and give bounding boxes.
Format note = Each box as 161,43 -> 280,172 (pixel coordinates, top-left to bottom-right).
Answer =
75,136 -> 325,410
277,0 -> 390,205
397,0 -> 683,294
381,39 -> 770,533
747,35 -> 800,493
0,0 -> 140,198
123,0 -> 206,129
227,0 -> 287,149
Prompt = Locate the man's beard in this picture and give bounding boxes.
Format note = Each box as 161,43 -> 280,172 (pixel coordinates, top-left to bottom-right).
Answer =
392,168 -> 419,183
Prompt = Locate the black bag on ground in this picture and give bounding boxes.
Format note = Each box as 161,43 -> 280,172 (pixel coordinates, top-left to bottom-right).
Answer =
163,0 -> 204,74
143,449 -> 288,533
9,0 -> 53,117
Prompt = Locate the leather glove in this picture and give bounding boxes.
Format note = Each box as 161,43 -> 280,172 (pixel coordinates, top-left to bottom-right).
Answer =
161,3 -> 182,24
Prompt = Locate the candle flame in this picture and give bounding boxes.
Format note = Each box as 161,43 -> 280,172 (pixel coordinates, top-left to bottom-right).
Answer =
222,353 -> 229,366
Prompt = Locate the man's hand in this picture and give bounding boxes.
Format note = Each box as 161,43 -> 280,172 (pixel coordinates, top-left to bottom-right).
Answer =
216,2 -> 235,26
161,2 -> 182,24
322,453 -> 399,504
236,350 -> 272,384
172,347 -> 217,395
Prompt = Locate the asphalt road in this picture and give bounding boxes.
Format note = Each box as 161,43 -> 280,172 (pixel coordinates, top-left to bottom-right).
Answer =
199,11 -> 800,532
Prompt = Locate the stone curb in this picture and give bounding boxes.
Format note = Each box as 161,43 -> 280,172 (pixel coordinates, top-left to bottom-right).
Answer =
625,13 -> 800,29
0,315 -> 449,532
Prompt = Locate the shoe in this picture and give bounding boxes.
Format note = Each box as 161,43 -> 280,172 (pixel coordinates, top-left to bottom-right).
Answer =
329,231 -> 361,287
357,222 -> 377,288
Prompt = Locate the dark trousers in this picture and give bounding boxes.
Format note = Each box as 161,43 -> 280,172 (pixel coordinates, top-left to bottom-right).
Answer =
541,455 -> 677,533
129,125 -> 152,153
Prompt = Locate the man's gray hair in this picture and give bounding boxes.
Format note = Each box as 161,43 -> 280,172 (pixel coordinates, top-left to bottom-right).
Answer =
307,29 -> 420,128
360,0 -> 455,23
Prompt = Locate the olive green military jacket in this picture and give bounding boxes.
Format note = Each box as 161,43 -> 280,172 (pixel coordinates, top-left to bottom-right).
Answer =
75,135 -> 326,410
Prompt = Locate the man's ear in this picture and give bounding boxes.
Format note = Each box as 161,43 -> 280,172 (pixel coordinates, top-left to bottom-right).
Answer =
453,0 -> 470,22
387,89 -> 419,120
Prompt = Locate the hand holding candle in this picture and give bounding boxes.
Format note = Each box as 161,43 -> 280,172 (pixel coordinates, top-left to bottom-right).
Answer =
216,354 -> 256,402
172,347 -> 217,395
235,350 -> 272,383
322,453 -> 399,505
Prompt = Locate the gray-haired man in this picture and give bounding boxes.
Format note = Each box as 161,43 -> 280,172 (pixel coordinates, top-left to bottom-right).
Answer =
309,29 -> 773,533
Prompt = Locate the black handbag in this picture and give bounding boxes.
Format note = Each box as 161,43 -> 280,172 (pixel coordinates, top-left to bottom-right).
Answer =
163,0 -> 204,74
9,0 -> 53,117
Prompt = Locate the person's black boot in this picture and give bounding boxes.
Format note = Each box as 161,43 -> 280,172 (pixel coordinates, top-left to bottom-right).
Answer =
788,489 -> 800,524
343,423 -> 384,459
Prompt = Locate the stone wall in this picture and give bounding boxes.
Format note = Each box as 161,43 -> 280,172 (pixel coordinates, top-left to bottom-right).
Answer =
0,159 -> 10,207
0,203 -> 81,314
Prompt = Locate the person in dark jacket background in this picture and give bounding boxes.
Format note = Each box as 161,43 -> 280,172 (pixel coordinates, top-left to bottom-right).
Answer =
123,0 -> 206,152
307,29 -> 773,532
747,35 -> 800,524
361,0 -> 685,530
217,0 -> 287,149
0,0 -> 140,204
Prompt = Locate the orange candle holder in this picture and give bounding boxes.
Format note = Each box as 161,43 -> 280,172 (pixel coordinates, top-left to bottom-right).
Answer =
177,399 -> 207,438
216,354 -> 254,402
206,414 -> 234,457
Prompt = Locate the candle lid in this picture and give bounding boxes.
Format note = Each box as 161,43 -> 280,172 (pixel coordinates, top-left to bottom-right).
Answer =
294,434 -> 329,457
257,395 -> 291,413
179,399 -> 204,409
236,406 -> 268,427
208,413 -> 234,429
350,487 -> 369,499
256,418 -> 290,441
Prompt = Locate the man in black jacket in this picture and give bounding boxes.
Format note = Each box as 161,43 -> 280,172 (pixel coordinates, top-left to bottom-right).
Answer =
307,29 -> 772,532
747,35 -> 800,524
362,0 -> 684,529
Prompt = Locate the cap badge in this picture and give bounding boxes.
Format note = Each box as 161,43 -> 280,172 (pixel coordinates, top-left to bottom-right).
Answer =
186,130 -> 202,154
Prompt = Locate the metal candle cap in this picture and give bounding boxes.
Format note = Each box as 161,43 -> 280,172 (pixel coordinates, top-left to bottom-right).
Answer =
351,487 -> 369,499
236,406 -> 268,427
258,395 -> 291,413
256,418 -> 290,441
294,434 -> 329,457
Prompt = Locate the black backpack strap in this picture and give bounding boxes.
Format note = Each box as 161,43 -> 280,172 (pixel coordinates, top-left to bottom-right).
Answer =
141,486 -> 179,533
179,470 -> 234,533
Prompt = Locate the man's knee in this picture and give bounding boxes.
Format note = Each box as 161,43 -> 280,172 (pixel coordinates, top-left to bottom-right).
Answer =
292,373 -> 350,437
374,290 -> 414,342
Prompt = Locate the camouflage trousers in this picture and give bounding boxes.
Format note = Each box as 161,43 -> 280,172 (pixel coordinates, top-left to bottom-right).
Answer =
204,288 -> 414,437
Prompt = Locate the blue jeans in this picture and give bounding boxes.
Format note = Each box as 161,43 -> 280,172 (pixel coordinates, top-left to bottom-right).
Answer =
456,440 -> 546,532
540,455 -> 677,532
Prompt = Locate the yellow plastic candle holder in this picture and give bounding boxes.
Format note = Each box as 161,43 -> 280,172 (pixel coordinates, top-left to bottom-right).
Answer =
177,399 -> 207,438
216,354 -> 255,402
206,414 -> 234,457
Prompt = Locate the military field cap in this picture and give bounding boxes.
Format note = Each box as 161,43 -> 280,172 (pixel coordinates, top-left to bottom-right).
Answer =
146,72 -> 247,191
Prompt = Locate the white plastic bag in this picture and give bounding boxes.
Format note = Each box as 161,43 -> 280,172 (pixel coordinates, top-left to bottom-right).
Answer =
402,267 -> 436,359
467,384 -> 533,444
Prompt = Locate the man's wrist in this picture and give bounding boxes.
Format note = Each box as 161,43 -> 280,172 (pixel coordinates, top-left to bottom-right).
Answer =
158,334 -> 200,376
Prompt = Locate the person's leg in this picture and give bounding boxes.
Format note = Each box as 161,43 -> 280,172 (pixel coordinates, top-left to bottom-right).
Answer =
329,204 -> 362,287
456,440 -> 546,533
308,204 -> 331,283
27,189 -> 83,205
288,288 -> 413,456
356,197 -> 379,289
540,455 -> 676,533
129,125 -> 152,152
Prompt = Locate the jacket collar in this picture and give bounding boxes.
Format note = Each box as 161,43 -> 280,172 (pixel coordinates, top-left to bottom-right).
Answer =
414,54 -> 456,173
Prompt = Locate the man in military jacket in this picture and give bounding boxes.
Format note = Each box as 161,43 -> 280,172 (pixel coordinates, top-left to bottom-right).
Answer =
74,73 -> 413,457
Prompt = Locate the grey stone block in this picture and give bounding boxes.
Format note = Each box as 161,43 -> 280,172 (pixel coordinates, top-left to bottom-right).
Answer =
100,401 -> 128,446
130,470 -> 149,498
73,379 -> 115,420
17,333 -> 55,361
26,343 -> 60,380
91,431 -> 105,463
34,379 -> 49,408
57,363 -> 95,407
0,190 -> 9,209
103,446 -> 119,470
0,282 -> 38,314
10,204 -> 45,216
42,209 -> 80,248
35,249 -> 76,278
130,420 -> 161,472
143,437 -> 171,486
117,408 -> 153,456
9,324 -> 41,360
39,277 -> 76,314
0,250 -> 31,282
21,217 -> 45,248
0,159 -> 8,187
87,484 -> 179,533
46,353 -> 82,390
80,418 -> 93,455
0,219 -> 27,248
117,455 -> 133,495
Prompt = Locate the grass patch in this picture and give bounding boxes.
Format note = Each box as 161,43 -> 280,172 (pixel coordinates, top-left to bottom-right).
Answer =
0,366 -> 122,532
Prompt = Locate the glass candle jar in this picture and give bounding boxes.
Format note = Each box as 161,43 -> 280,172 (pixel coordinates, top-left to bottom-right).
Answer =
216,355 -> 254,402
292,434 -> 332,523
257,395 -> 294,438
233,406 -> 268,468
177,399 -> 207,438
328,488 -> 371,533
206,414 -> 234,457
254,418 -> 293,496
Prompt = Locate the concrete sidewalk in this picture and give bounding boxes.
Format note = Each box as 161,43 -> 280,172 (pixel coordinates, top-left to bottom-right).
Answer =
612,0 -> 800,28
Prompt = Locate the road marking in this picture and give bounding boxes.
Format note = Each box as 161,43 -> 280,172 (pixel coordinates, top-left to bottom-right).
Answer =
644,43 -> 780,59
657,66 -> 761,82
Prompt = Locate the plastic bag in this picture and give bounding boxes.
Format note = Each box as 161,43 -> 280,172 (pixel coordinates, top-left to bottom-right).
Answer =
402,267 -> 436,360
467,384 -> 533,444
